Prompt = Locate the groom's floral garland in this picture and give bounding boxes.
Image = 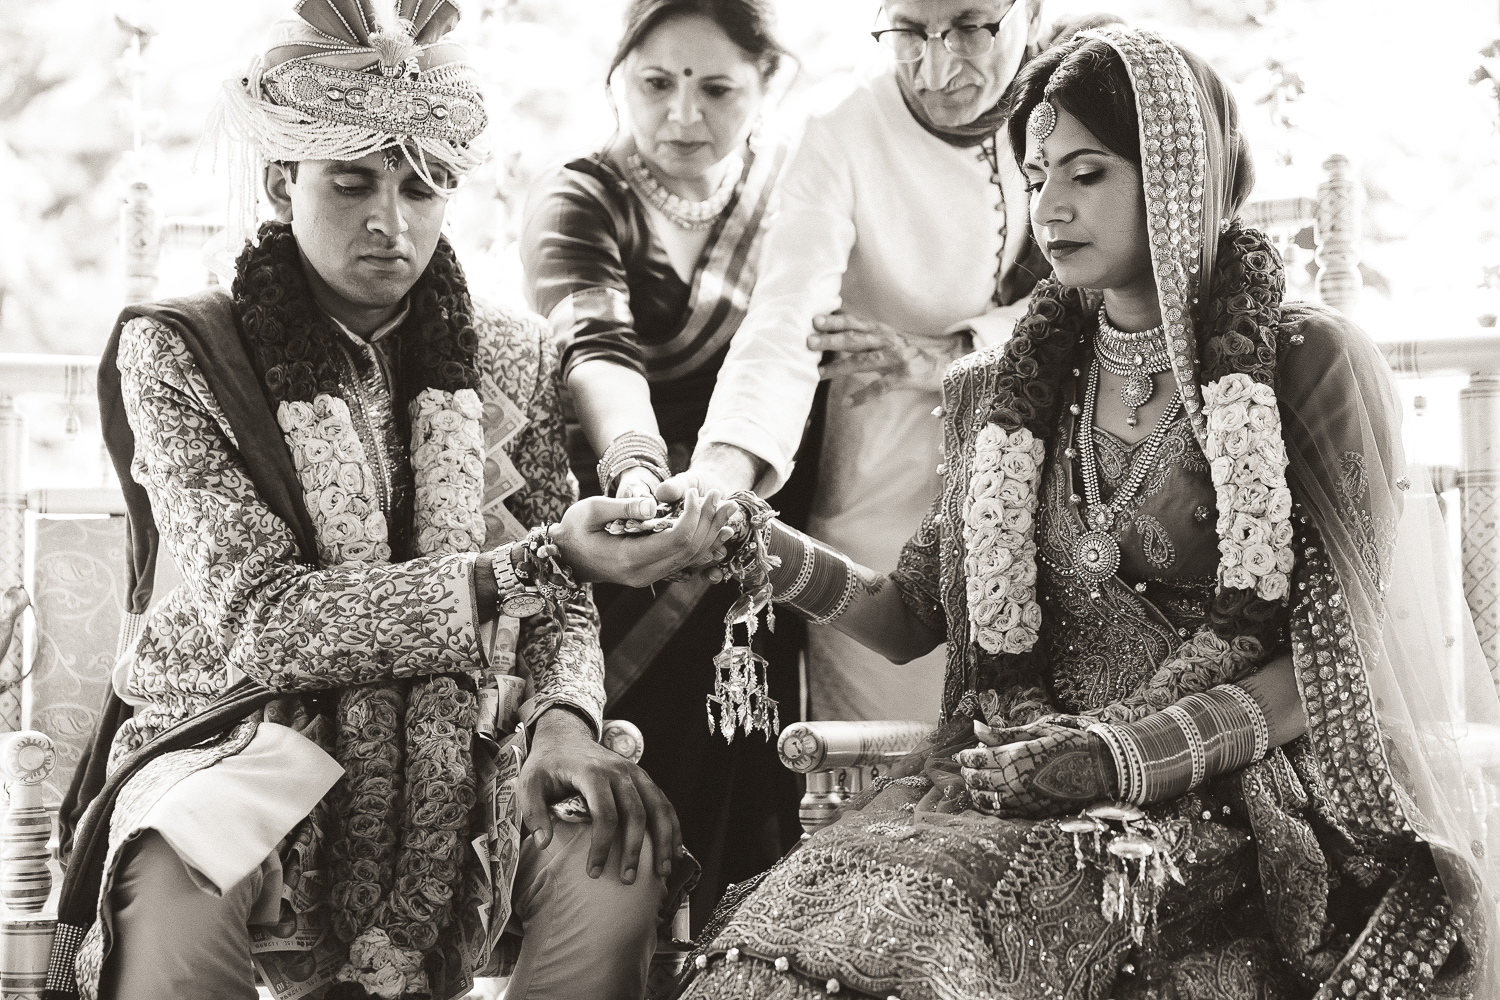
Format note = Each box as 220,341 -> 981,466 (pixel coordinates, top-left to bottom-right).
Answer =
964,225 -> 1292,724
235,225 -> 482,998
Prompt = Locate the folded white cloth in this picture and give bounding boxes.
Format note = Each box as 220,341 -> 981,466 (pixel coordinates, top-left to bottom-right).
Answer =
140,722 -> 342,895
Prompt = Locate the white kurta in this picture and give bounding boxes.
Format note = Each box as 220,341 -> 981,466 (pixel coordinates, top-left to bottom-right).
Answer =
697,68 -> 1032,723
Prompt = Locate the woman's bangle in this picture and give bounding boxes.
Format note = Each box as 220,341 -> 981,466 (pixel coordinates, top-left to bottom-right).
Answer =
764,522 -> 858,626
596,431 -> 670,497
1214,682 -> 1270,762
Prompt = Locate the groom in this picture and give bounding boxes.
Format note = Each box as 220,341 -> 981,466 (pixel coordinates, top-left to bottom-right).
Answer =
59,4 -> 694,999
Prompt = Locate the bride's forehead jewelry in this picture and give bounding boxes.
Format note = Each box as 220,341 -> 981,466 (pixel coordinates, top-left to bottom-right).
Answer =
1027,99 -> 1058,146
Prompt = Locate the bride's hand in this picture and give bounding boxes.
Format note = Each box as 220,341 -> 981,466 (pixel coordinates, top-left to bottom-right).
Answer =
551,491 -> 738,588
955,721 -> 1117,818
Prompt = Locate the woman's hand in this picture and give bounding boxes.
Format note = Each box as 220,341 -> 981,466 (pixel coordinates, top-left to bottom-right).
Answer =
552,491 -> 738,588
612,465 -> 663,500
955,720 -> 1117,818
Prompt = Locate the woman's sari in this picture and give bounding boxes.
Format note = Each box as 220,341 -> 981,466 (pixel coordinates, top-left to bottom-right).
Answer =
521,139 -> 808,926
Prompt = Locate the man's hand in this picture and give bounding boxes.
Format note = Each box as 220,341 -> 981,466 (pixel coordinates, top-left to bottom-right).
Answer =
518,707 -> 682,885
655,443 -> 764,503
809,311 -> 971,405
552,491 -> 737,587
955,720 -> 1117,818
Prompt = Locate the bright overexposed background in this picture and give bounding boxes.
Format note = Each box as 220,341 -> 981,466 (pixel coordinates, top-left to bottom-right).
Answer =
3,0 -> 1499,476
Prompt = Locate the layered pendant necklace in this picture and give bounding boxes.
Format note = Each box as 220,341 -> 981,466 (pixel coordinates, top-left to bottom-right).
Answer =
1095,305 -> 1173,427
1072,359 -> 1183,595
624,151 -> 739,231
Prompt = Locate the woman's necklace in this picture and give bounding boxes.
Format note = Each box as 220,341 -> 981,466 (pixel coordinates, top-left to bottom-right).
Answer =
1072,358 -> 1183,595
623,151 -> 739,232
1095,305 -> 1172,427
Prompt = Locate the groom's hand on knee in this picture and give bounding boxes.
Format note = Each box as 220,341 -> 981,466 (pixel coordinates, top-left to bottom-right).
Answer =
519,706 -> 682,886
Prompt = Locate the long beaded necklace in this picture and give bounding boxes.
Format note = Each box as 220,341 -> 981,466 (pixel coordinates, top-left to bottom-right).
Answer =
1095,306 -> 1172,427
623,151 -> 740,232
1072,358 -> 1183,595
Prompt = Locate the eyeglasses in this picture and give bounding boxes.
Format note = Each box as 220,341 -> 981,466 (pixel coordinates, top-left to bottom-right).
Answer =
870,2 -> 1020,64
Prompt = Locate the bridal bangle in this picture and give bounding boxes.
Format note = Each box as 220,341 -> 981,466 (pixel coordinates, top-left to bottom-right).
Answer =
766,522 -> 858,626
1091,682 -> 1271,805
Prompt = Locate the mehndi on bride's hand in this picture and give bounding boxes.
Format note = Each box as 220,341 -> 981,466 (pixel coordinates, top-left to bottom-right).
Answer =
956,720 -> 1118,818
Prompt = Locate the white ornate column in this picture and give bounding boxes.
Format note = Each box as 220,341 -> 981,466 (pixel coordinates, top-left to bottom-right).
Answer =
1314,154 -> 1363,315
121,178 -> 160,306
1461,374 -> 1500,678
1383,337 -> 1500,679
0,731 -> 56,1000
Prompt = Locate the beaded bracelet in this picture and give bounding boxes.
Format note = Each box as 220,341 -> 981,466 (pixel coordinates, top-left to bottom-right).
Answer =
1087,723 -> 1144,804
596,431 -> 670,497
518,523 -> 582,618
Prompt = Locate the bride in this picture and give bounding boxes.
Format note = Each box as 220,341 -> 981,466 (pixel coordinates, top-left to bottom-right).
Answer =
668,24 -> 1500,1000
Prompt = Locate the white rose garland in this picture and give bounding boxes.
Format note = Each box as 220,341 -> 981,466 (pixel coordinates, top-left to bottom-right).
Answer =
279,394 -> 391,565
411,387 -> 487,556
964,424 -> 1047,655
280,386 -> 487,995
1203,374 -> 1294,602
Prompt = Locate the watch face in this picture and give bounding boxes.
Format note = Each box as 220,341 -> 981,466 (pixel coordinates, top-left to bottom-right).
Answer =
501,592 -> 548,618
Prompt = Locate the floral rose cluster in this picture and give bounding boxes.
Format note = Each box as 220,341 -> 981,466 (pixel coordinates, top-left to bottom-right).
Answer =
411,388 -> 487,555
340,928 -> 426,999
1096,629 -> 1266,723
963,423 -> 1046,655
279,394 -> 391,565
1203,374 -> 1295,602
328,685 -> 404,944
337,677 -> 477,994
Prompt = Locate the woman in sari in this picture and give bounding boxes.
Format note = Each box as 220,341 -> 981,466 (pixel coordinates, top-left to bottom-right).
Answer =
677,25 -> 1500,999
519,0 -> 803,926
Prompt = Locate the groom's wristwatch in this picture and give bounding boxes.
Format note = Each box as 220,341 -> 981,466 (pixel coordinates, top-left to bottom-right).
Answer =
493,547 -> 547,618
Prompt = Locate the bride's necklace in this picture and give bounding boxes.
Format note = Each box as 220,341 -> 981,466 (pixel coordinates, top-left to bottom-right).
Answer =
1072,359 -> 1183,595
623,151 -> 739,232
1095,305 -> 1172,427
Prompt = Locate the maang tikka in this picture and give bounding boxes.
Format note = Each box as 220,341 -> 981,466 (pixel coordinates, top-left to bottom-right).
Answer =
1027,99 -> 1058,146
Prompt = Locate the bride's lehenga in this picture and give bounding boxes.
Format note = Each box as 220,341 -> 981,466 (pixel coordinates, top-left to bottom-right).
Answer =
682,325 -> 1458,1000
680,25 -> 1499,1000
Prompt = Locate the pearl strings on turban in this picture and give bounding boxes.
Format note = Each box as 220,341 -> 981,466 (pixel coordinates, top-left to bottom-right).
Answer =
208,0 -> 489,248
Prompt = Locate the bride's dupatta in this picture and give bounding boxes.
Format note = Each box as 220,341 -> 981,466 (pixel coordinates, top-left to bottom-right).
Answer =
680,26 -> 1500,1000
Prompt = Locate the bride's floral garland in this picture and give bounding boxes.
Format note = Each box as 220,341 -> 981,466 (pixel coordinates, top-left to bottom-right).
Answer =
964,224 -> 1292,723
235,224 -> 482,998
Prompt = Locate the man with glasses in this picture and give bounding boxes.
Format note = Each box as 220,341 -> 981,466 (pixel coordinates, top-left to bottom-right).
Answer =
666,1 -> 1110,724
